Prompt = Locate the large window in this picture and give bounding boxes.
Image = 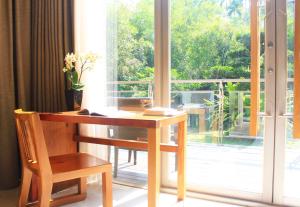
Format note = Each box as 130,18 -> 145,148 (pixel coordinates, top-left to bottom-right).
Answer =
166,0 -> 267,198
98,0 -> 300,205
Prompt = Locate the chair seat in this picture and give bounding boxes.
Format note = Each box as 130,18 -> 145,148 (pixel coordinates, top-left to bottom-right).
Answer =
50,153 -> 111,182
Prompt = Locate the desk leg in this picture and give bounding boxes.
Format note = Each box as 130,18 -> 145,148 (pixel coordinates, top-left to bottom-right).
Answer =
148,128 -> 160,207
177,121 -> 187,201
79,177 -> 87,196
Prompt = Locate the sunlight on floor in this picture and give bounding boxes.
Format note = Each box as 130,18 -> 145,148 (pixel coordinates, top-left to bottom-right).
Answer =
59,183 -> 241,207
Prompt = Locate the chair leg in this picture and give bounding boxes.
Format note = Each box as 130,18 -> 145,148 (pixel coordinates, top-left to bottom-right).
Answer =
102,170 -> 113,207
107,146 -> 111,162
38,179 -> 52,207
114,147 -> 119,178
175,154 -> 178,171
133,150 -> 137,165
18,168 -> 32,207
128,150 -> 132,163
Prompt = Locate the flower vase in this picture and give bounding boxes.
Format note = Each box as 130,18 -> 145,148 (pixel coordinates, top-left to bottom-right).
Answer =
73,90 -> 83,110
65,89 -> 74,111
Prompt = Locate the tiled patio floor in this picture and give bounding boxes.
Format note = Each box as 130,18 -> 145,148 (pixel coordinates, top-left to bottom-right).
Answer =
112,140 -> 300,199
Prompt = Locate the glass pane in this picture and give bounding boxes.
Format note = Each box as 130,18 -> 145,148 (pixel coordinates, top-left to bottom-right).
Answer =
168,0 -> 265,195
107,0 -> 154,99
283,0 -> 300,200
107,0 -> 154,185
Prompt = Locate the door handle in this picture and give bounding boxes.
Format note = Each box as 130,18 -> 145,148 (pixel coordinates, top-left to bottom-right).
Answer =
258,112 -> 273,118
278,113 -> 293,118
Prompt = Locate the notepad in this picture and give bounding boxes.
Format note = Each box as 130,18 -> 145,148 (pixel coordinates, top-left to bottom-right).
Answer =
77,108 -> 135,117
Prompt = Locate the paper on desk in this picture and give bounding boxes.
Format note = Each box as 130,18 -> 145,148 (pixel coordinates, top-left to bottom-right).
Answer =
91,107 -> 136,117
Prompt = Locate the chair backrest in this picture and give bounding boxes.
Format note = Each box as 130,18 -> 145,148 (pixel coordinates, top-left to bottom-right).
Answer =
182,91 -> 214,105
117,97 -> 152,111
14,109 -> 51,176
109,98 -> 149,140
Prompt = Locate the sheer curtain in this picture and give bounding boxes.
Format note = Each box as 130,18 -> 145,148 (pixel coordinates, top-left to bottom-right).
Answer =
74,0 -> 117,182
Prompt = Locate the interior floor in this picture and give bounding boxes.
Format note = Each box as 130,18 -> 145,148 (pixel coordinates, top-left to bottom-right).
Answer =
0,183 -> 253,207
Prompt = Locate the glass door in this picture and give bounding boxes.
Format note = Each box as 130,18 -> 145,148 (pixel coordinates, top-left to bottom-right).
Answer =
274,0 -> 300,206
105,0 -> 154,186
102,0 -> 300,205
162,0 -> 276,202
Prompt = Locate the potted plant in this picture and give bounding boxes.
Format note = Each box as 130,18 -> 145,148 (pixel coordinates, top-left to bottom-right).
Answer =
63,52 -> 98,110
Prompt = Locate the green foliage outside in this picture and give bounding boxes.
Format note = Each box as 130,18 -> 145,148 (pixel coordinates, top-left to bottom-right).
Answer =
115,0 -> 255,93
114,0 -> 295,142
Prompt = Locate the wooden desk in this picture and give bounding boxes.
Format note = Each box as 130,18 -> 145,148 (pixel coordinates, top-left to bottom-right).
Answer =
39,111 -> 187,207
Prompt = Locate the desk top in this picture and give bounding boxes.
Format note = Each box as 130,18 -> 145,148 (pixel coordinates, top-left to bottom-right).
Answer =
39,111 -> 187,128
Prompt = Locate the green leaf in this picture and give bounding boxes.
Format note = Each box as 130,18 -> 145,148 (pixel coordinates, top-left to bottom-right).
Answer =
66,72 -> 72,82
71,83 -> 84,91
72,71 -> 79,84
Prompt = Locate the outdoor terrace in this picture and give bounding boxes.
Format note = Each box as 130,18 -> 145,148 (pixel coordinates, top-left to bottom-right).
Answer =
108,79 -> 300,200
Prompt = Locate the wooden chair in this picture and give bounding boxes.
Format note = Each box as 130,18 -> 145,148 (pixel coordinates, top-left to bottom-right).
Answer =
108,126 -> 147,177
14,109 -> 113,207
107,98 -> 151,178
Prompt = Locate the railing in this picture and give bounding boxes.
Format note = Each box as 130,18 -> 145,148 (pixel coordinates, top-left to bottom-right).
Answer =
107,79 -> 294,116
107,79 -> 295,138
108,78 -> 295,95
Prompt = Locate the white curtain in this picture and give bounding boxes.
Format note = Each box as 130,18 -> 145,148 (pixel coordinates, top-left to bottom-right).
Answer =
74,0 -> 117,182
